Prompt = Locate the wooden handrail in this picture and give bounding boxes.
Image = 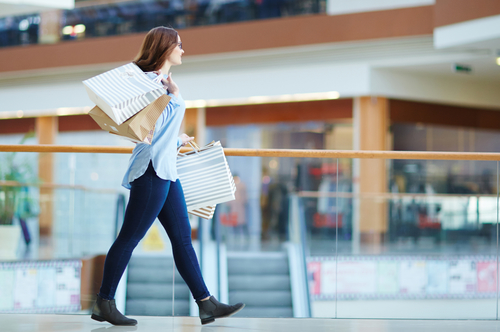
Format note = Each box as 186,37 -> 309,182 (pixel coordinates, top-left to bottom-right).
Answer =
1,144 -> 500,161
0,180 -> 120,194
0,181 -> 496,199
297,191 -> 498,199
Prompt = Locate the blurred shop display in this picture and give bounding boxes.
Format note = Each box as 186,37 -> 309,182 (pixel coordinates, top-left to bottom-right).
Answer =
0,14 -> 40,47
0,260 -> 81,313
206,120 -> 500,253
308,255 -> 496,301
388,123 -> 500,246
0,0 -> 326,48
208,122 -> 354,250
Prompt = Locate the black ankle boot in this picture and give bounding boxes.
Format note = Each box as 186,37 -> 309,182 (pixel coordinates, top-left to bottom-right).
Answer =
196,296 -> 245,325
91,294 -> 137,326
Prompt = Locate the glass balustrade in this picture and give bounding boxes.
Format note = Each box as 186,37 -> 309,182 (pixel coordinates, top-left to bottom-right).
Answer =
0,148 -> 499,320
210,155 -> 500,320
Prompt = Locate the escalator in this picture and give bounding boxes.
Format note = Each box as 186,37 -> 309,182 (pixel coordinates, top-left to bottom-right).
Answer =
125,255 -> 191,316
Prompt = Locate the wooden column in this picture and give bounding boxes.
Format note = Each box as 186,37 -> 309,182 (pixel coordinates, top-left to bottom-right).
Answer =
36,117 -> 58,236
182,107 -> 206,145
353,97 -> 389,245
39,10 -> 62,44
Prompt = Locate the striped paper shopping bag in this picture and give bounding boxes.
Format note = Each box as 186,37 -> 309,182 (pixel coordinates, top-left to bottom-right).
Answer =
177,141 -> 236,219
83,63 -> 165,125
189,205 -> 217,220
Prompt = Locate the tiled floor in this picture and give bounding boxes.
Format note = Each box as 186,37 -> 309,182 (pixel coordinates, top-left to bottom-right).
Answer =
2,314 -> 500,332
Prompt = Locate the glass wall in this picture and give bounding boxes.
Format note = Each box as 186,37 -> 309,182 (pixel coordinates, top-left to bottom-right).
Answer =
201,121 -> 500,320
333,158 -> 498,319
0,134 -> 130,261
206,155 -> 499,320
206,121 -> 352,251
2,122 -> 500,319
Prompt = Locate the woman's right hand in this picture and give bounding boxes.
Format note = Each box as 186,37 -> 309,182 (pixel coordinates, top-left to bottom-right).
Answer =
179,133 -> 194,146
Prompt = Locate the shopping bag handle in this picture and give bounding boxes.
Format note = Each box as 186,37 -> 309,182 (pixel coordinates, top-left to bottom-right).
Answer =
144,71 -> 163,84
178,141 -> 201,156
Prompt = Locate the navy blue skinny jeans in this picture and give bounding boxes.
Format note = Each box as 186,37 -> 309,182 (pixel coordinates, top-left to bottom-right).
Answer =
98,162 -> 210,301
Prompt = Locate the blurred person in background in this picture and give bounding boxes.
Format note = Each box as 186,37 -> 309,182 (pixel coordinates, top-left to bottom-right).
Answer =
220,174 -> 249,248
91,26 -> 244,326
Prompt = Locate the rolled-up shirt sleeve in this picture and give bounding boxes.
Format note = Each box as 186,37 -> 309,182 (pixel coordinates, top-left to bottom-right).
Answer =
156,93 -> 180,129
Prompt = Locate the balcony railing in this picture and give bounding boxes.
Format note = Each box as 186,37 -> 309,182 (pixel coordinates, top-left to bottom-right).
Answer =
0,0 -> 326,49
1,144 -> 500,320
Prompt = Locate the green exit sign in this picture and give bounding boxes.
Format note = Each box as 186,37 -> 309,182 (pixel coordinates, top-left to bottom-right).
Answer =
452,63 -> 472,73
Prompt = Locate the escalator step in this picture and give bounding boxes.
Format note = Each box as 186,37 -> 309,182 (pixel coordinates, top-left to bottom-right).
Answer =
125,299 -> 190,316
229,290 -> 292,307
127,282 -> 190,300
229,275 -> 291,291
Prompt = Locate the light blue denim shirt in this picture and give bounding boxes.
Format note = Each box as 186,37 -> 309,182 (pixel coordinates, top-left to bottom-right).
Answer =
122,73 -> 185,189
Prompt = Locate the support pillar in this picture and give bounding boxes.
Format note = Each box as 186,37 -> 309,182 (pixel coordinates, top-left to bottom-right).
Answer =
39,10 -> 62,44
182,107 -> 206,145
352,97 -> 389,249
36,116 -> 58,236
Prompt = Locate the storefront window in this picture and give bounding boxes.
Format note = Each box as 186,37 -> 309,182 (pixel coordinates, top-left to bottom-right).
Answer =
206,121 -> 353,250
389,123 -> 500,253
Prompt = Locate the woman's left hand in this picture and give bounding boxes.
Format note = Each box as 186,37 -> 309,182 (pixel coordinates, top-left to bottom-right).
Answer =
179,133 -> 194,146
161,72 -> 179,97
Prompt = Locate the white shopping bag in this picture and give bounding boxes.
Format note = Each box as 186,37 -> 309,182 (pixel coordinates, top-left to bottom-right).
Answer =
189,205 -> 216,220
177,141 -> 236,219
83,63 -> 165,125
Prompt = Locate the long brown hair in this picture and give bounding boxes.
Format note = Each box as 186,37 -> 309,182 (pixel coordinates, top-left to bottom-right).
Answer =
133,27 -> 178,72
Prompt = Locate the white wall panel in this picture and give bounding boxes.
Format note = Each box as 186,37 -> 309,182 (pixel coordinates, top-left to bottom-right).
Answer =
434,14 -> 500,49
0,63 -> 371,113
371,69 -> 500,109
2,62 -> 498,113
0,0 -> 72,8
0,80 -> 92,113
0,0 -> 73,17
175,63 -> 371,101
327,0 -> 434,16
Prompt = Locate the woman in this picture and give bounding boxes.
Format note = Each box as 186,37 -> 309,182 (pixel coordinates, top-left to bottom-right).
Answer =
91,26 -> 244,326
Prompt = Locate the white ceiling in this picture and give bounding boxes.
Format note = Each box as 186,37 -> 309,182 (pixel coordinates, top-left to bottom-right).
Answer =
0,0 -> 73,18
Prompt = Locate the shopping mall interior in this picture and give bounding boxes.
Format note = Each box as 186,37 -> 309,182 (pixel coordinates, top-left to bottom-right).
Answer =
1,0 -> 500,331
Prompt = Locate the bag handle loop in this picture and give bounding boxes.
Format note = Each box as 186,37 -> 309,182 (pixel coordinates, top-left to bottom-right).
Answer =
178,141 -> 201,156
144,71 -> 163,84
